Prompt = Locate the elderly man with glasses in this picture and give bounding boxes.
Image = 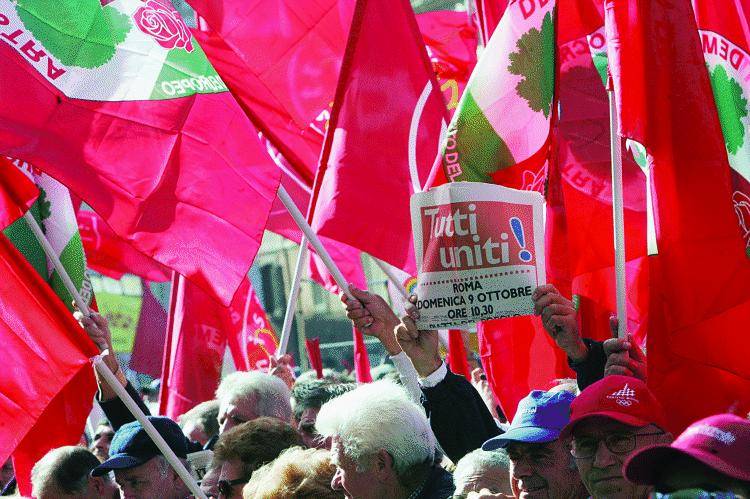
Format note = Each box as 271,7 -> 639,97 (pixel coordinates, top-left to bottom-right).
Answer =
559,376 -> 673,499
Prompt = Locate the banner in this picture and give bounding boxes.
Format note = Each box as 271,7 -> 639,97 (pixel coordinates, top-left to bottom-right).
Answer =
411,182 -> 545,329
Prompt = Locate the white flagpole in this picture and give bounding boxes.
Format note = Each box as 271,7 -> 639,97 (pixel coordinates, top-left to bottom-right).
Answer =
277,186 -> 355,302
22,212 -> 205,498
608,88 -> 628,339
276,240 -> 308,357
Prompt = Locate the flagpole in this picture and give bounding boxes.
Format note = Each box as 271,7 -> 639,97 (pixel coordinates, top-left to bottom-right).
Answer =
608,87 -> 628,339
277,241 -> 308,357
277,186 -> 355,301
92,355 -> 207,499
22,213 -> 206,499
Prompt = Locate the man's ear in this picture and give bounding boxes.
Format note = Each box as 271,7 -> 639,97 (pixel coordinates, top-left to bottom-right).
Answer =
374,449 -> 395,479
90,476 -> 106,495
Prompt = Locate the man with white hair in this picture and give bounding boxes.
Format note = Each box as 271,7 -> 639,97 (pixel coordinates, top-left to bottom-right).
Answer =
316,380 -> 454,499
453,449 -> 514,497
215,371 -> 292,433
31,446 -> 118,498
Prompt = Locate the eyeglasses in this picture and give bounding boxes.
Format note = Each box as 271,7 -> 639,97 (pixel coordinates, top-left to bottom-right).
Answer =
571,431 -> 665,459
217,478 -> 248,498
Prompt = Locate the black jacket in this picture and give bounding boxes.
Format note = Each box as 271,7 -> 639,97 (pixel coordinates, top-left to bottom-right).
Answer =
421,370 -> 501,463
416,465 -> 455,499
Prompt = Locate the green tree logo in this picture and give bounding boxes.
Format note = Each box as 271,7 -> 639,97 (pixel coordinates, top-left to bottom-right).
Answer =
36,187 -> 51,223
16,0 -> 131,69
708,64 -> 749,155
508,10 -> 555,118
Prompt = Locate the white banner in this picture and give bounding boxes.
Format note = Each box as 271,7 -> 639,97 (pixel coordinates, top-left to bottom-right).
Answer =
411,182 -> 546,329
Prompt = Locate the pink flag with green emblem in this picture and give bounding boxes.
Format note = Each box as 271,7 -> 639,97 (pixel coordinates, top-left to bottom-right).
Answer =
0,0 -> 280,305
440,0 -> 556,186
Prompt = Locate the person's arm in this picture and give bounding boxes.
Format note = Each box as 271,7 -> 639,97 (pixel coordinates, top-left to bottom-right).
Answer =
77,312 -> 151,430
341,286 -> 423,402
395,306 -> 501,463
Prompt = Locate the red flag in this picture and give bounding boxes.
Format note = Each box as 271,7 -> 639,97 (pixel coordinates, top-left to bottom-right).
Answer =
0,234 -> 97,494
159,274 -> 227,419
78,209 -> 170,282
189,1 -> 354,183
0,157 -> 37,227
0,0 -> 280,306
447,329 -> 471,380
607,0 -> 750,432
310,0 -> 448,274
262,138 -> 367,292
352,327 -> 372,383
224,280 -> 279,372
305,338 -> 324,379
129,282 -> 169,379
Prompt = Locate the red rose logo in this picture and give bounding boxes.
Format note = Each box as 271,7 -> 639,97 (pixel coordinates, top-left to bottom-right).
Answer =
134,0 -> 193,52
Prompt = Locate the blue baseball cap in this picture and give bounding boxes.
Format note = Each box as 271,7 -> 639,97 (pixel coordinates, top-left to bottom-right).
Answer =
91,416 -> 188,476
482,390 -> 575,450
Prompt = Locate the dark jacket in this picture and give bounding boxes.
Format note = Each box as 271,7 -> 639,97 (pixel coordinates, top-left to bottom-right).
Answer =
421,370 -> 501,463
416,465 -> 455,499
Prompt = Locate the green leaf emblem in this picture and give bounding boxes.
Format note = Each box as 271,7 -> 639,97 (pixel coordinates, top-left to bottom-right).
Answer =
508,10 -> 555,118
16,0 -> 131,69
708,64 -> 749,155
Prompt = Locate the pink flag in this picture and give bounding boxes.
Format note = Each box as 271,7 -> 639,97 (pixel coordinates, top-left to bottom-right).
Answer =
0,0 -> 280,306
189,0 -> 354,183
224,279 -> 279,372
129,283 -> 169,379
78,210 -> 170,283
159,274 -> 227,419
311,0 -> 448,274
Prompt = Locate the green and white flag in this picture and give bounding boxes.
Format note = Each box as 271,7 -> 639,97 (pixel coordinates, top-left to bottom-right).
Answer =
3,158 -> 93,310
441,0 -> 556,184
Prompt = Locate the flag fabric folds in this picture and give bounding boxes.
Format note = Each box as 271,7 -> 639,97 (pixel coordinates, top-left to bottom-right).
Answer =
189,0 -> 354,183
0,0 -> 280,306
311,0 -> 448,275
78,209 -> 170,283
607,0 -> 750,432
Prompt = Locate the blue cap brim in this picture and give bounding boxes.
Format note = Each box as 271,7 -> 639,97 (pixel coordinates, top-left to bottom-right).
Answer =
91,454 -> 148,476
482,426 -> 561,450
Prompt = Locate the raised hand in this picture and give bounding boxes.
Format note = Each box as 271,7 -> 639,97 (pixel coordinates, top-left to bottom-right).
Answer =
394,298 -> 441,377
603,317 -> 647,381
532,284 -> 588,361
341,285 -> 402,355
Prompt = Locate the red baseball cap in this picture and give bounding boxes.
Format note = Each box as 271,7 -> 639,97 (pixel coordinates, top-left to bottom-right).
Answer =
624,413 -> 750,484
559,375 -> 667,439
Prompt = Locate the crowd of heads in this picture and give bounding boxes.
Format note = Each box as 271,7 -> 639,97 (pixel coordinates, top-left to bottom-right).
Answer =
8,287 -> 750,499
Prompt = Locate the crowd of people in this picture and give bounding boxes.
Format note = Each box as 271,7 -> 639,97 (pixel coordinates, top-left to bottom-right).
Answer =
3,285 -> 749,498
